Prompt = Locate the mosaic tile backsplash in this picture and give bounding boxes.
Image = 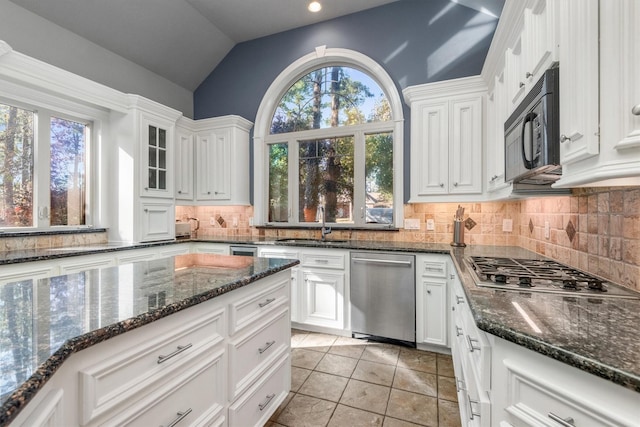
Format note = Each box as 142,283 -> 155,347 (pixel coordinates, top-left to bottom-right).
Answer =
178,186 -> 640,291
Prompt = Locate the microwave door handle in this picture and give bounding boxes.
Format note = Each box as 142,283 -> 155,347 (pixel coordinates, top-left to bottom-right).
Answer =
520,112 -> 537,169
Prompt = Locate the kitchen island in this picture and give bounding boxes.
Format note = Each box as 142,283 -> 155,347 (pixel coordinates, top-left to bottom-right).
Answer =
0,253 -> 299,426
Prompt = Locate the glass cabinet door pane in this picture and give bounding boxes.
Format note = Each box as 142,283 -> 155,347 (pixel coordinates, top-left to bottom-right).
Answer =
159,170 -> 166,190
159,148 -> 166,169
149,125 -> 157,146
148,169 -> 156,188
148,147 -> 157,167
159,129 -> 166,148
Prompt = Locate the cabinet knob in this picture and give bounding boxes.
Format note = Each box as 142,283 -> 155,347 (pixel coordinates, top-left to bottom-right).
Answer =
207,191 -> 211,195
525,71 -> 532,78
560,134 -> 571,143
144,208 -> 148,212
453,182 -> 458,187
214,191 -> 219,195
519,81 -> 525,88
632,104 -> 640,116
177,190 -> 182,194
439,183 -> 444,188
427,289 -> 431,294
144,187 -> 149,191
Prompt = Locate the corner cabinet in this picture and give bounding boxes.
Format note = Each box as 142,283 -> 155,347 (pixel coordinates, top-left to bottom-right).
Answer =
403,76 -> 486,202
175,115 -> 253,205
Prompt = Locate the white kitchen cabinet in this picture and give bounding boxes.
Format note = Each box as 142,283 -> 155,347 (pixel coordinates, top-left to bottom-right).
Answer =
191,242 -> 230,255
504,43 -> 524,109
491,335 -> 639,427
0,260 -> 58,285
555,0 -> 640,187
258,246 -> 301,323
10,387 -> 65,427
175,115 -> 253,205
174,124 -> 194,201
57,254 -> 116,274
486,72 -> 511,194
139,113 -> 175,199
521,0 -> 558,89
415,255 -> 450,348
557,0 -> 599,166
404,76 -> 485,201
139,201 -> 175,242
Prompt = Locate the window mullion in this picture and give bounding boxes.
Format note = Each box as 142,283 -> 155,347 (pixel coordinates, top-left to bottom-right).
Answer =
35,110 -> 51,228
353,131 -> 366,226
289,137 -> 299,224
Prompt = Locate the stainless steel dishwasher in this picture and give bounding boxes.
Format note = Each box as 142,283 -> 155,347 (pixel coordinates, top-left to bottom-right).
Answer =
350,252 -> 415,344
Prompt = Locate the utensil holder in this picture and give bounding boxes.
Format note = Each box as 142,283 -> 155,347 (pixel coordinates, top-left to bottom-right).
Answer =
451,220 -> 466,247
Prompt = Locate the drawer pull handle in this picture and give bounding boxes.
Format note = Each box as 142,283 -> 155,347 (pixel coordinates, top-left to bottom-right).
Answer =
259,297 -> 276,308
456,295 -> 465,304
258,340 -> 276,354
455,326 -> 463,337
162,408 -> 192,427
259,393 -> 276,411
157,344 -> 193,364
468,397 -> 480,420
315,259 -> 329,263
548,412 -> 576,426
455,378 -> 466,392
466,335 -> 481,352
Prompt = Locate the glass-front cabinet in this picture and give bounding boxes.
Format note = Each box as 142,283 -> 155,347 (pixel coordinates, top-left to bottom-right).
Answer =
140,114 -> 174,199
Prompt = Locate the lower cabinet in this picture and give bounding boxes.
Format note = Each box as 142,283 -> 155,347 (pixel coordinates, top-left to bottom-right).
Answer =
415,254 -> 451,349
139,200 -> 175,242
11,270 -> 292,427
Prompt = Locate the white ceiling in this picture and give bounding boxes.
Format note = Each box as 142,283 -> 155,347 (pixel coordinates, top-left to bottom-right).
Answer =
8,0 -> 502,92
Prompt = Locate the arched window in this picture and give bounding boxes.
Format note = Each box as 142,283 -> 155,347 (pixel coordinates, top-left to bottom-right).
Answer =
253,47 -> 404,228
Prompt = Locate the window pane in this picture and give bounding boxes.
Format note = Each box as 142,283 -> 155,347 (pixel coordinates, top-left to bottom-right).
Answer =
299,137 -> 353,223
271,66 -> 390,134
0,104 -> 34,227
365,132 -> 393,224
268,143 -> 288,222
50,117 -> 87,226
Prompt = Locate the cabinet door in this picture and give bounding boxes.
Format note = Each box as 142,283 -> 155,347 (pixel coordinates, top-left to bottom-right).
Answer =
58,255 -> 116,274
505,44 -> 525,109
417,278 -> 448,347
558,0 -> 599,164
141,116 -> 174,199
140,201 -> 175,242
175,129 -> 194,200
522,1 -> 558,87
196,130 -> 231,201
411,101 -> 449,196
487,73 -> 509,192
301,269 -> 344,329
450,96 -> 483,194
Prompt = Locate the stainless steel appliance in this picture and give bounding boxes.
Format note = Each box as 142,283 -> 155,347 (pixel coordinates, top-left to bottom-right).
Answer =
505,65 -> 561,185
230,245 -> 258,256
466,256 -> 640,299
350,252 -> 415,344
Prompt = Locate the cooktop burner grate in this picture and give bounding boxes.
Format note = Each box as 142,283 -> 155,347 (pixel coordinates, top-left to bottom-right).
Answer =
465,256 -> 640,299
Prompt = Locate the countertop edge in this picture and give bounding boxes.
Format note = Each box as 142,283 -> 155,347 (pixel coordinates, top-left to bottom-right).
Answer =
0,259 -> 299,426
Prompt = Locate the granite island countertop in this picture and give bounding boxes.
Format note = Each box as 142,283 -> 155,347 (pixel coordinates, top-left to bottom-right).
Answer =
0,253 -> 299,426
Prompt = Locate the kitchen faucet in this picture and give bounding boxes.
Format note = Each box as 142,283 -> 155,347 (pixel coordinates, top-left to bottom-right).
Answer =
319,206 -> 332,241
187,217 -> 200,237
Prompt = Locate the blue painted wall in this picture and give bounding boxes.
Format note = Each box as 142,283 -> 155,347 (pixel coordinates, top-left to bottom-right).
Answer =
193,0 -> 501,202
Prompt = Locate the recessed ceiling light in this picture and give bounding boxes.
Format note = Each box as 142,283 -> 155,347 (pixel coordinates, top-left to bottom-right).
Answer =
308,1 -> 322,12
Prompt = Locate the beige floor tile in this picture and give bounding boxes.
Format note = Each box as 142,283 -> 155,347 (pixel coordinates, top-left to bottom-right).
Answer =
316,352 -> 359,377
292,348 -> 324,370
292,330 -> 311,348
352,360 -> 396,386
438,398 -> 462,427
327,404 -> 384,427
329,337 -> 367,359
360,344 -> 400,366
340,379 -> 391,415
301,332 -> 338,352
392,367 -> 437,397
397,348 -> 437,374
386,389 -> 438,426
436,354 -> 455,377
382,417 -> 424,427
274,394 -> 336,427
437,376 -> 458,402
299,371 -> 349,402
291,366 -> 312,392
270,391 -> 295,422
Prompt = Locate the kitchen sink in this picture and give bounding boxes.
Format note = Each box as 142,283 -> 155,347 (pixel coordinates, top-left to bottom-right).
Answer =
275,238 -> 349,245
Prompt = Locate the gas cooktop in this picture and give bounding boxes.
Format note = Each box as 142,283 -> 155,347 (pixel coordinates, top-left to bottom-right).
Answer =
466,256 -> 640,299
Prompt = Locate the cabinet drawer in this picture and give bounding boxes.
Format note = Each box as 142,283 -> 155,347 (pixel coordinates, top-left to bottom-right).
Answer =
300,251 -> 346,269
79,307 -> 225,424
228,307 -> 290,400
419,257 -> 449,278
229,353 -> 290,427
229,276 -> 289,335
102,347 -> 226,427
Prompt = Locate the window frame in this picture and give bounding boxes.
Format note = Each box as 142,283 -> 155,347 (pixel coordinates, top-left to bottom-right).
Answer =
254,47 -> 404,228
0,94 -> 99,232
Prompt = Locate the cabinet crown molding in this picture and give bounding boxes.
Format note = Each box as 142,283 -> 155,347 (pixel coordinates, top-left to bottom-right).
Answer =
402,75 -> 487,104
177,115 -> 253,133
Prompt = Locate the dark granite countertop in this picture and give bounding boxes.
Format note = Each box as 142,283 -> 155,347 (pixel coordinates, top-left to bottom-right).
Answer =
0,254 -> 299,426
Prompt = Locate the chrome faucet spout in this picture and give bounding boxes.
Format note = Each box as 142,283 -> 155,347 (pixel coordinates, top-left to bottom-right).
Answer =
320,207 -> 332,241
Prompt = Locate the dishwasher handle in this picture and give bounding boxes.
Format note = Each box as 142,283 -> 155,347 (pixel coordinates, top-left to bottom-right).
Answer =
351,257 -> 413,266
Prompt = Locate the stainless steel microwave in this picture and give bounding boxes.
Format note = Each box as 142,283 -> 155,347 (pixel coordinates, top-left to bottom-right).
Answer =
504,66 -> 562,185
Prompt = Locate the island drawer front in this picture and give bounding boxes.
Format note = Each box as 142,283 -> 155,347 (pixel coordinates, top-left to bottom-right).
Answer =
300,251 -> 346,269
79,306 -> 225,425
101,347 -> 226,427
229,275 -> 289,335
228,307 -> 290,401
229,353 -> 290,427
419,256 -> 449,278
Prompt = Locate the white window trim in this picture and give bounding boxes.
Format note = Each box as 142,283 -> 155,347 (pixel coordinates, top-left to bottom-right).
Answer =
253,46 -> 404,227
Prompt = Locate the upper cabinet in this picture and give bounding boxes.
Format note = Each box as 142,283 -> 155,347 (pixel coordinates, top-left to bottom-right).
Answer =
175,115 -> 253,205
404,77 -> 486,202
140,113 -> 175,199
